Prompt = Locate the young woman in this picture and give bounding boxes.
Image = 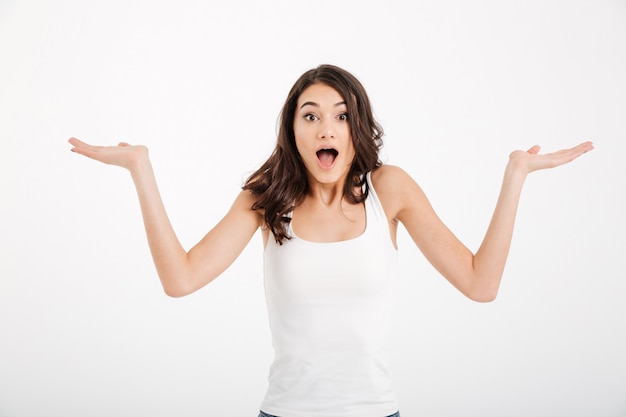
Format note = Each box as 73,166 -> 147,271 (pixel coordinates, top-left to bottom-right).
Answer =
68,64 -> 593,417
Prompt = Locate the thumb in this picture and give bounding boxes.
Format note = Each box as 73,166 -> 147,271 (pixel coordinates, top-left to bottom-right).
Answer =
527,145 -> 541,155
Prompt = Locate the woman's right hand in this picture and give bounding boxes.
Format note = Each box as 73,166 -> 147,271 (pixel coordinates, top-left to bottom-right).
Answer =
68,137 -> 149,171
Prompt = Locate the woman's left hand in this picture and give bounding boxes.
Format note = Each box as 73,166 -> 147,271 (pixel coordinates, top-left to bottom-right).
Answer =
508,141 -> 594,175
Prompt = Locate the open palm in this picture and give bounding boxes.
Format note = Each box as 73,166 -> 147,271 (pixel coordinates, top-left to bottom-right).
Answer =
68,137 -> 148,170
509,141 -> 594,174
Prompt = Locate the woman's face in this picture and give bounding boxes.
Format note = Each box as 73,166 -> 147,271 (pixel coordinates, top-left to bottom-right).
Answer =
293,83 -> 355,187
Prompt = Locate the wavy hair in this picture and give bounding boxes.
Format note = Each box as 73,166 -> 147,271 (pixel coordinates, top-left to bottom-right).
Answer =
243,64 -> 384,244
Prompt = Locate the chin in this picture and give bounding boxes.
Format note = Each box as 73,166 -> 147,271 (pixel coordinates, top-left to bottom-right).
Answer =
309,167 -> 350,186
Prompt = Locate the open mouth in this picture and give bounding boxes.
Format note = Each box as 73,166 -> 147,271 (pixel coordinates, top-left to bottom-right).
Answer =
316,148 -> 339,168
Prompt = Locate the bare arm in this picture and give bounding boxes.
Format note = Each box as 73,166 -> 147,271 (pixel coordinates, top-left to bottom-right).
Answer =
68,137 -> 262,297
375,141 -> 594,302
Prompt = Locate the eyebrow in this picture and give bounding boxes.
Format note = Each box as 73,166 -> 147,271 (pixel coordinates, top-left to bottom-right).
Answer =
299,100 -> 347,109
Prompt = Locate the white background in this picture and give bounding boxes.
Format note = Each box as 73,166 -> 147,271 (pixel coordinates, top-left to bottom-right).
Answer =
1,0 -> 625,416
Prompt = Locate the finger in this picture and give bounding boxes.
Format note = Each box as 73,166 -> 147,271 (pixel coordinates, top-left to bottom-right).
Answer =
68,138 -> 105,159
118,142 -> 131,147
527,145 -> 541,155
68,137 -> 99,152
70,145 -> 100,160
564,141 -> 594,155
549,142 -> 594,166
563,142 -> 594,159
577,141 -> 594,153
68,137 -> 88,148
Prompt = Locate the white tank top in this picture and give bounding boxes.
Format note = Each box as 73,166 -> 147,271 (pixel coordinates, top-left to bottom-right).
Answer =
261,172 -> 399,417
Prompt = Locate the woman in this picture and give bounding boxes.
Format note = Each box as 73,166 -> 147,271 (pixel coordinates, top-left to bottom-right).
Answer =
68,64 -> 593,417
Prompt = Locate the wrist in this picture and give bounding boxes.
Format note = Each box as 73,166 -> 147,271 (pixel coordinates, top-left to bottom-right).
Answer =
129,150 -> 153,179
506,151 -> 530,177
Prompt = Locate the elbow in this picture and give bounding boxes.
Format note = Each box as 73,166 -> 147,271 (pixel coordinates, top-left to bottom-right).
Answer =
465,283 -> 499,303
160,271 -> 215,298
163,286 -> 190,298
468,290 -> 498,303
462,269 -> 501,302
161,276 -> 195,298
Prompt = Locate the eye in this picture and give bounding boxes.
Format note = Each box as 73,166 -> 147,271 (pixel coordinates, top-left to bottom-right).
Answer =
338,113 -> 349,121
304,113 -> 319,122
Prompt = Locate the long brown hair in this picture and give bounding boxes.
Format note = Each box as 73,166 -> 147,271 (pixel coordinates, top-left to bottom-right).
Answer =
243,64 -> 384,244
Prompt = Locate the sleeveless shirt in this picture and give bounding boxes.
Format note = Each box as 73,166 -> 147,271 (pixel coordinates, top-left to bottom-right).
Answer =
261,172 -> 399,417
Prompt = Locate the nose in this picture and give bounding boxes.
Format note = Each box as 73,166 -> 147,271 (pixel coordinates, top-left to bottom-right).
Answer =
318,119 -> 335,140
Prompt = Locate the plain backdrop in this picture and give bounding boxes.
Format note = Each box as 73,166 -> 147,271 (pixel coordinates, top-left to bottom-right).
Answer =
1,0 -> 625,416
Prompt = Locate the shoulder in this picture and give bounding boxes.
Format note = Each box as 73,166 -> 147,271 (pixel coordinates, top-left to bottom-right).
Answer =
371,164 -> 420,196
371,164 -> 411,186
370,164 -> 429,221
231,189 -> 264,226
